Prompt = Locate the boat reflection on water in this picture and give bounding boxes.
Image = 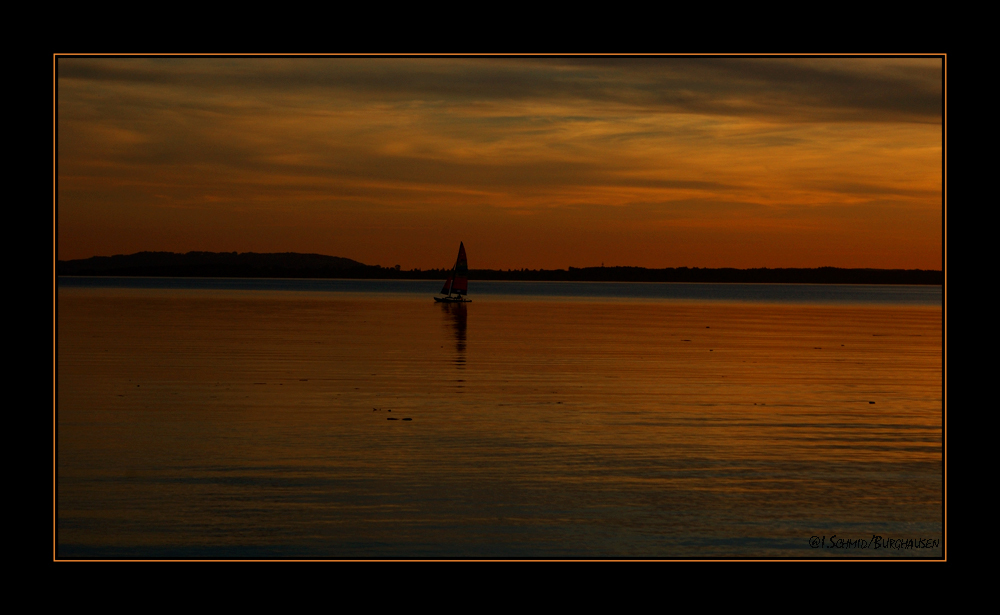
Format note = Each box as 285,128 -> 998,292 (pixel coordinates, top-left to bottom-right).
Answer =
57,283 -> 942,558
439,302 -> 467,386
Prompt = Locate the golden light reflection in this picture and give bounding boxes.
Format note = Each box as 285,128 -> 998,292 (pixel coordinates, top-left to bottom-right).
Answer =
57,289 -> 942,556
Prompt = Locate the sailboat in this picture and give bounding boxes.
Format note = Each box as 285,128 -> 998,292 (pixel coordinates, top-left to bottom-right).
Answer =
434,242 -> 472,303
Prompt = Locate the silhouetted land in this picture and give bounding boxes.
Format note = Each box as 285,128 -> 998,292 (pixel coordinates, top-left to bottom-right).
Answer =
57,252 -> 943,285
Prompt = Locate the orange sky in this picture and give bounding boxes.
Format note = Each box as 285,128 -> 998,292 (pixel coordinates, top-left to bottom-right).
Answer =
56,56 -> 944,270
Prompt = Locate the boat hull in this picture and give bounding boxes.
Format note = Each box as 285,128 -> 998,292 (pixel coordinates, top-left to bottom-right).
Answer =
434,296 -> 472,303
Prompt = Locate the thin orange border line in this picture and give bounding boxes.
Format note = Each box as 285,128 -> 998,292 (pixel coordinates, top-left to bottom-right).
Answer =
52,52 -> 946,563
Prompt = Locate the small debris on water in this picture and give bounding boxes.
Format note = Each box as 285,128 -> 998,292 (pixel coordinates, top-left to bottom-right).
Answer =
869,401 -> 875,404
388,417 -> 398,420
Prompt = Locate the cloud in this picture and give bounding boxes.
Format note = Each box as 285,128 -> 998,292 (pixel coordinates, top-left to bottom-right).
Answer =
58,56 -> 942,124
56,56 -> 944,269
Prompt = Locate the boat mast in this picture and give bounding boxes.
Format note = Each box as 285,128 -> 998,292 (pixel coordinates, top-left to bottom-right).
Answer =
447,252 -> 460,297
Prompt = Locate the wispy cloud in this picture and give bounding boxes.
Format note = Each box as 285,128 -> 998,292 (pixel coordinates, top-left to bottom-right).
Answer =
56,56 -> 943,269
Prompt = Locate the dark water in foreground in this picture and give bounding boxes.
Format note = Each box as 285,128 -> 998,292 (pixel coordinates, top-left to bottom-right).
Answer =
56,280 -> 943,558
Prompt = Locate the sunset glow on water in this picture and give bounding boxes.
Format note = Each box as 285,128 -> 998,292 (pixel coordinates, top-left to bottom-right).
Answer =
57,284 -> 942,557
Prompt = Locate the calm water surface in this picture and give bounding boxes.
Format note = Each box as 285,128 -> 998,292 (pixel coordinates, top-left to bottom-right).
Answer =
57,280 -> 943,558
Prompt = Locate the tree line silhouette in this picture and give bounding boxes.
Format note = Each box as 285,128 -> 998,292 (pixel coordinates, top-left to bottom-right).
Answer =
57,252 -> 942,285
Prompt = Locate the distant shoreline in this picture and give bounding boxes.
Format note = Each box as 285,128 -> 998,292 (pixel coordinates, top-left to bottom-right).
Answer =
56,252 -> 943,285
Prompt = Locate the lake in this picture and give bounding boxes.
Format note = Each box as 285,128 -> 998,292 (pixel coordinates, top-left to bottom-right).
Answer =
56,279 -> 944,558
